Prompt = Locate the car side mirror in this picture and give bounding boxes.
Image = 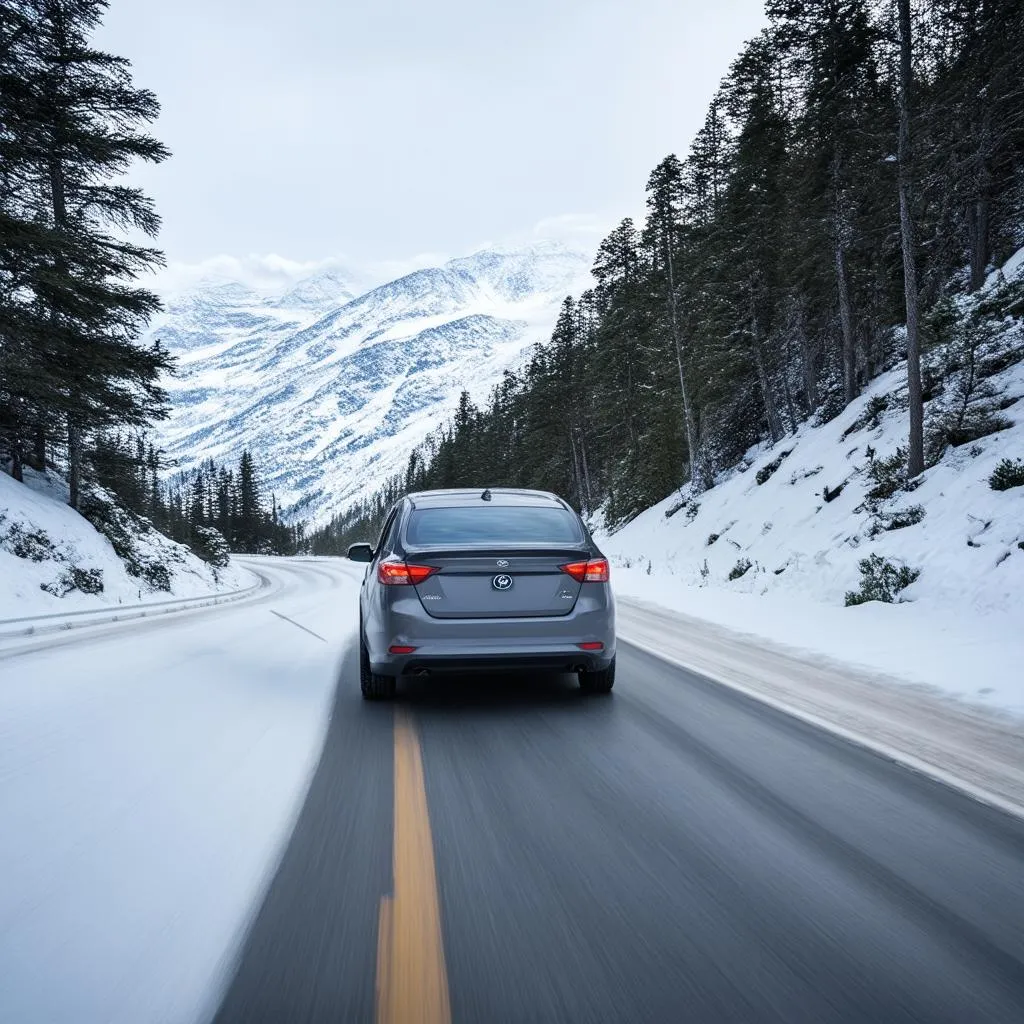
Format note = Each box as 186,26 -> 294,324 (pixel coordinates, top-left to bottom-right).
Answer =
347,542 -> 374,563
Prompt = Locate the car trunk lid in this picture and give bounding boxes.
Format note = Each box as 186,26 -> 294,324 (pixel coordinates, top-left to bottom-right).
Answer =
408,548 -> 587,619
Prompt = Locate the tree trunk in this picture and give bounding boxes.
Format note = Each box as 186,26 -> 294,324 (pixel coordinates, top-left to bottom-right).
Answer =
897,0 -> 925,479
67,416 -> 81,510
31,424 -> 46,470
751,312 -> 784,444
754,346 -> 784,442
793,300 -> 818,412
46,3 -> 74,493
568,428 -> 584,513
968,189 -> 990,293
577,428 -> 593,512
781,325 -> 800,434
665,244 -> 703,491
624,349 -> 639,449
834,233 -> 857,403
11,444 -> 24,482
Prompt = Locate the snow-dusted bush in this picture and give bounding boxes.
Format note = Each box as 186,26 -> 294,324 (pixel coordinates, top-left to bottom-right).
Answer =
923,281 -> 1022,462
756,449 -> 791,485
80,488 -> 174,592
844,554 -> 920,606
728,558 -> 753,580
866,447 -> 908,500
41,567 -> 104,597
842,395 -> 889,439
665,496 -> 701,522
869,504 -> 926,536
2,521 -> 56,562
989,458 -> 1024,491
788,464 -> 823,485
191,526 -> 231,568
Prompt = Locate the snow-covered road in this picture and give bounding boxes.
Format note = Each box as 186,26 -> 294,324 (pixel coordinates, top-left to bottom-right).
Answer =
0,557 -> 358,1024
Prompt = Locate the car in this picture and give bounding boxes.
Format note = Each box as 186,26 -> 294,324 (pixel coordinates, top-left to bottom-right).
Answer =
347,487 -> 616,699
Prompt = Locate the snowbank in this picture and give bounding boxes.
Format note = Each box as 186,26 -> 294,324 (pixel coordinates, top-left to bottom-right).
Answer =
603,307 -> 1024,716
0,557 -> 346,1024
0,469 -> 251,619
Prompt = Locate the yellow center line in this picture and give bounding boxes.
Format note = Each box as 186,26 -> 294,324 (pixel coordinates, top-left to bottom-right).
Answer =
376,708 -> 451,1024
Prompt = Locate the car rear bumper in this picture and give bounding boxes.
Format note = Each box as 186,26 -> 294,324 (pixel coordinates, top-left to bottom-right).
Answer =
374,643 -> 615,677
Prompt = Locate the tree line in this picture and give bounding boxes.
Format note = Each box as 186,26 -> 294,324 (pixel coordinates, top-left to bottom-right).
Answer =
318,0 -> 1024,551
90,432 -> 305,557
0,0 -> 171,507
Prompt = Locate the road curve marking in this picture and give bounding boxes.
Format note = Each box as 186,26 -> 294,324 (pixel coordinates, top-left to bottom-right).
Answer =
268,608 -> 329,642
376,708 -> 451,1024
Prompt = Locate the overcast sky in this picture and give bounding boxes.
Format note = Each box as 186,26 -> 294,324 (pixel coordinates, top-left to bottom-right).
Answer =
96,0 -> 767,291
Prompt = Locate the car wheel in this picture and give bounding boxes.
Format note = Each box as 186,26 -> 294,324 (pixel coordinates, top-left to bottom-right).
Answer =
360,630 -> 396,700
578,655 -> 615,694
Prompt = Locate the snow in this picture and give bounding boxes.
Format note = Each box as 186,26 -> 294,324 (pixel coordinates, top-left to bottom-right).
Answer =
0,557 -> 353,1024
602,346 -> 1024,717
0,469 -> 250,620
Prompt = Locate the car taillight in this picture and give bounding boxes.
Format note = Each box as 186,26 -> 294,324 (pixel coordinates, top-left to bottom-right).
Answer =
377,560 -> 439,585
577,641 -> 604,651
560,558 -> 610,583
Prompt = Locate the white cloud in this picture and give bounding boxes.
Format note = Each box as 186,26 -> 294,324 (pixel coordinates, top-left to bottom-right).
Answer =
153,253 -> 359,298
530,212 -> 617,245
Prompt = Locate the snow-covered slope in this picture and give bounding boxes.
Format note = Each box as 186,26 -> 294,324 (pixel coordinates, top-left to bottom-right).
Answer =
602,268 -> 1024,715
150,241 -> 588,521
0,469 -> 249,618
606,359 -> 1024,612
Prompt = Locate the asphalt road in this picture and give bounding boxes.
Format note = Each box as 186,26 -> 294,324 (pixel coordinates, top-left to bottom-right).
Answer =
213,605 -> 1024,1023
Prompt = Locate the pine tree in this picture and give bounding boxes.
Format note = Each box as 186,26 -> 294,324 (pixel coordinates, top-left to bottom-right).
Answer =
237,450 -> 261,552
645,155 -> 706,489
0,0 -> 171,505
767,0 -> 885,404
896,0 -> 924,478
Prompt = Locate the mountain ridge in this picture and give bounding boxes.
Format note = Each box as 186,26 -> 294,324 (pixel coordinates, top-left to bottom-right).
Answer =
149,241 -> 589,522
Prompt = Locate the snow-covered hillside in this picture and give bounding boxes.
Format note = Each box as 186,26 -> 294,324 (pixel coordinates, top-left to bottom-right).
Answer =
149,241 -> 588,521
603,270 -> 1024,715
0,470 -> 250,619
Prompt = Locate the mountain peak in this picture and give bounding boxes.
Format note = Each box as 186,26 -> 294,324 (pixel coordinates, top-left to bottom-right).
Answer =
276,269 -> 354,311
446,241 -> 589,302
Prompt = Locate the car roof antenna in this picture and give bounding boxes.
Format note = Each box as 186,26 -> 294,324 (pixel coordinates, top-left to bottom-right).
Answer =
481,488 -> 492,501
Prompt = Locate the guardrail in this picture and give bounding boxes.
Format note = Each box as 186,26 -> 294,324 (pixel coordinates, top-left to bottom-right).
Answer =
0,569 -> 267,642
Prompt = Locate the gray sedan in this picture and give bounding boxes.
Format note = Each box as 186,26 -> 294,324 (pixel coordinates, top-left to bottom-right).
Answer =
348,488 -> 616,699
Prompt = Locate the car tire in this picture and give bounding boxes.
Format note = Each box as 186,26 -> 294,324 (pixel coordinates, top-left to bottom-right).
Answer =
360,630 -> 396,700
578,655 -> 615,694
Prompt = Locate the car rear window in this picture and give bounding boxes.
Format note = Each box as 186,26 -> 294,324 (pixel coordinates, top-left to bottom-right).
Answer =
406,506 -> 584,547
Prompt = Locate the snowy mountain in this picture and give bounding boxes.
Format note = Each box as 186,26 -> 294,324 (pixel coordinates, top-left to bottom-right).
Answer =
148,241 -> 589,521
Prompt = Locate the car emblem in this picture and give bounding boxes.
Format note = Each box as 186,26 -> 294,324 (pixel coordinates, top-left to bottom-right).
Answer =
492,574 -> 513,591
496,559 -> 509,567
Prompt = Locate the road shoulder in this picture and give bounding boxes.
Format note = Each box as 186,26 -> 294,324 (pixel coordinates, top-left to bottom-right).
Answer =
616,596 -> 1024,819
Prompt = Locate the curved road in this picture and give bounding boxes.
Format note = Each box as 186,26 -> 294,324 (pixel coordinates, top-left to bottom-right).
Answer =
1,558 -> 1023,1023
